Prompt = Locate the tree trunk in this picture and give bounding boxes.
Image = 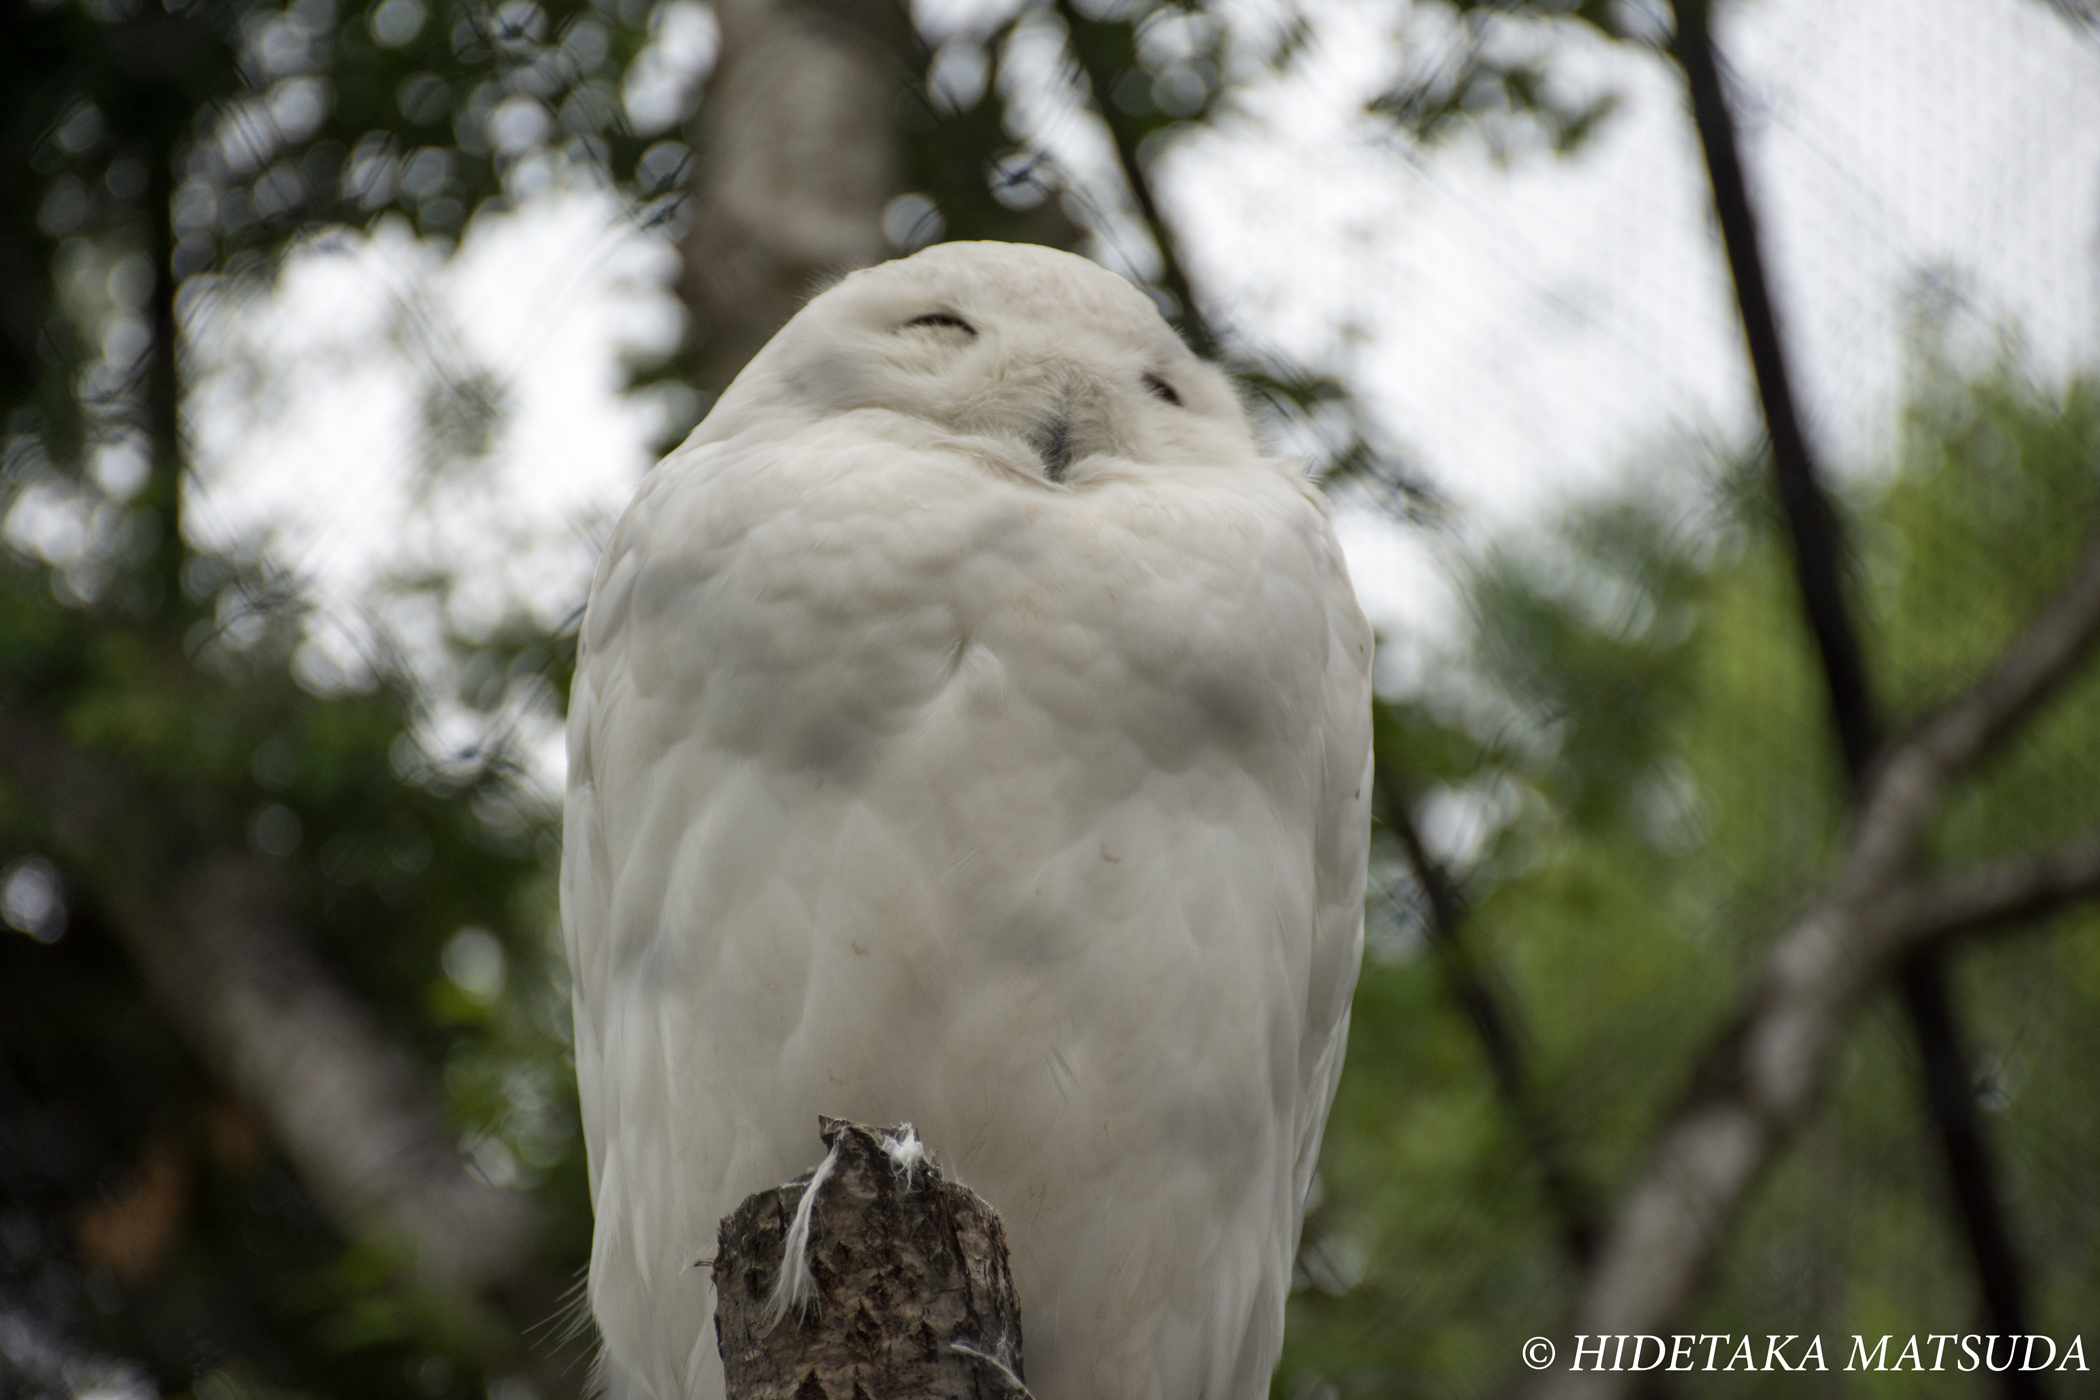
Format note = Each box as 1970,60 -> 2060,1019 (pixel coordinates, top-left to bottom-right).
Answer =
680,0 -> 914,392
713,1119 -> 1028,1399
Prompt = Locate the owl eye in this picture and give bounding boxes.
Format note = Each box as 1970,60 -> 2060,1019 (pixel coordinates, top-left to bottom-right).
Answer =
903,312 -> 976,335
1144,373 -> 1182,406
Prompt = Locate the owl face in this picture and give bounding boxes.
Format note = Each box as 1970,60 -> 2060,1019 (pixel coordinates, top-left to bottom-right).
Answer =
692,242 -> 1263,486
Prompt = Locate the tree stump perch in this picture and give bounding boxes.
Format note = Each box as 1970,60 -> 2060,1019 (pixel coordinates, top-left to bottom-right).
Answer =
713,1118 -> 1028,1399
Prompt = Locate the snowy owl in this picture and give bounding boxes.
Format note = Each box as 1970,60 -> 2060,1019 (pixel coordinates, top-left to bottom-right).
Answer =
562,241 -> 1372,1400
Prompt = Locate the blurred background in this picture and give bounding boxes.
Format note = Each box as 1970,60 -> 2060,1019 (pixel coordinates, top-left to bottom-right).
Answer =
3,0 -> 2098,1395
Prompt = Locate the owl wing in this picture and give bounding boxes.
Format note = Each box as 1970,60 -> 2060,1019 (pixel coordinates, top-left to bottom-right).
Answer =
1289,473 -> 1375,1278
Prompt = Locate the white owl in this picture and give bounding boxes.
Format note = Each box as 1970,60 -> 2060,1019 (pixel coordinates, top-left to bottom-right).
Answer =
562,241 -> 1372,1400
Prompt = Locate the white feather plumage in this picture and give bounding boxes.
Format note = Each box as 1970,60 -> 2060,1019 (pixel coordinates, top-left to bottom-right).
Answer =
562,242 -> 1372,1400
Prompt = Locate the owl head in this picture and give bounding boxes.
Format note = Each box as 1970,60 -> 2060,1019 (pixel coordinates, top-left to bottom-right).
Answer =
688,241 -> 1264,486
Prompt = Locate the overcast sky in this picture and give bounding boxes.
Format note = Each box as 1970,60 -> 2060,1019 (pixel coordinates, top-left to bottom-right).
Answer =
170,0 -> 2100,766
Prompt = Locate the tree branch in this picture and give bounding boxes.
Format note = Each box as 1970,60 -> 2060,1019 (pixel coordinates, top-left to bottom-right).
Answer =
1671,0 -> 2038,1370
1541,831 -> 2100,1400
1535,535 -> 2100,1399
1851,530 -> 2100,887
141,101 -> 185,603
1670,0 -> 1875,781
0,705 -> 534,1292
1050,0 -> 1217,360
1885,829 -> 2100,947
1370,737 -> 1599,1270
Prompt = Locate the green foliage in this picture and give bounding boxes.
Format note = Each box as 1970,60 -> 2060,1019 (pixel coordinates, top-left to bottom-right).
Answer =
1238,360 -> 1442,519
0,0 -> 1199,1393
0,542 -> 587,1397
17,0 -> 662,268
1364,0 -> 1631,161
1058,0 -> 1230,147
0,0 -> 642,1390
2,0 -> 671,520
895,21 -> 1085,254
1283,360 -> 2100,1398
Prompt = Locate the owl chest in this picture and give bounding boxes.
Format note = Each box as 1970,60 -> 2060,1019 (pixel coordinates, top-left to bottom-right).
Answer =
609,447 -> 1326,791
741,546 -> 1299,785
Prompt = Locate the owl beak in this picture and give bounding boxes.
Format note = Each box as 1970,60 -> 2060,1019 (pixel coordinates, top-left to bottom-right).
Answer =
1031,413 -> 1072,483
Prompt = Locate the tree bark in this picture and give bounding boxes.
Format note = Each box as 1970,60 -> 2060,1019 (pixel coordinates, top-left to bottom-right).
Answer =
713,1120 -> 1027,1400
681,0 -> 914,392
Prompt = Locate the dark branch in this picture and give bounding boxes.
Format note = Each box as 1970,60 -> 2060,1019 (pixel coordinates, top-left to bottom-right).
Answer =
142,113 -> 185,602
1670,0 -> 2036,1369
1050,0 -> 1218,360
1886,828 -> 2100,946
1887,953 -> 2030,1365
1670,0 -> 1875,782
1373,751 -> 1598,1269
